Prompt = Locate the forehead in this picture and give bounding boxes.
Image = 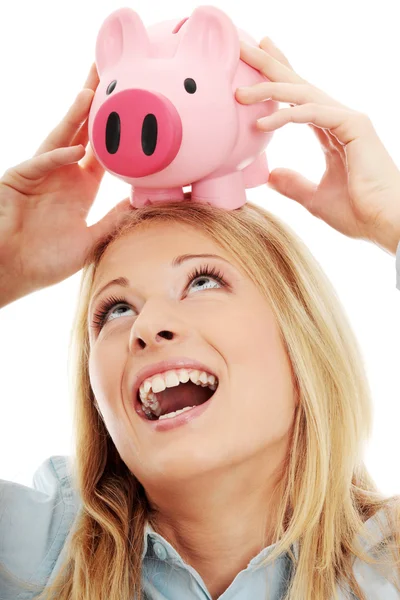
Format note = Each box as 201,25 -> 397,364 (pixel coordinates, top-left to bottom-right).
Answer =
94,221 -> 229,280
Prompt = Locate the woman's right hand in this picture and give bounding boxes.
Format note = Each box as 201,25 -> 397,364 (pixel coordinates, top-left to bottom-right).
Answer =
0,63 -> 132,307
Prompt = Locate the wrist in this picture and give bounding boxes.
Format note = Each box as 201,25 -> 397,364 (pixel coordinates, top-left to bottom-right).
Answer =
0,268 -> 35,308
368,213 -> 400,256
370,230 -> 399,255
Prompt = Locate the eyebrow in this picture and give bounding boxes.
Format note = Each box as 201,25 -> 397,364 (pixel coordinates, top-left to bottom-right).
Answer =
89,253 -> 233,310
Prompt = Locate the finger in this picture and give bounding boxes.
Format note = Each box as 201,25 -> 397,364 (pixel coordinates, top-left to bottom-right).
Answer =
236,82 -> 337,107
309,121 -> 348,158
234,78 -> 348,156
34,89 -> 94,157
267,168 -> 318,215
79,143 -> 104,181
71,64 -> 99,148
71,117 -> 90,149
257,103 -> 368,146
259,37 -> 294,71
239,40 -> 307,85
87,197 -> 133,246
2,145 -> 85,191
82,62 -> 100,93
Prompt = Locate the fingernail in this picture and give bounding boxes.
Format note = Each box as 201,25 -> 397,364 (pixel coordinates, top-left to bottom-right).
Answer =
262,36 -> 277,47
257,116 -> 272,124
240,40 -> 253,49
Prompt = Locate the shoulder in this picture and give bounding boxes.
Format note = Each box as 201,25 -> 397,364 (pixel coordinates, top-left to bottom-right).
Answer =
351,504 -> 400,597
0,456 -> 81,598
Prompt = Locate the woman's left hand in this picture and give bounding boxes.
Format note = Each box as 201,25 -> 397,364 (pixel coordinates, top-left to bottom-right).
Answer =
235,38 -> 400,255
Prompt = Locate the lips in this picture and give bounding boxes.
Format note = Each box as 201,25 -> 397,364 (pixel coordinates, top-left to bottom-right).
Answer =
132,357 -> 219,410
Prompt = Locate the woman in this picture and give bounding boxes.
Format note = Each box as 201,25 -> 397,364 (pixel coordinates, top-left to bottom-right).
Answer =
1,37 -> 400,600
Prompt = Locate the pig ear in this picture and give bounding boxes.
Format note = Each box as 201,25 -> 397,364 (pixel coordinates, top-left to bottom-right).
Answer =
95,8 -> 151,75
175,6 -> 239,80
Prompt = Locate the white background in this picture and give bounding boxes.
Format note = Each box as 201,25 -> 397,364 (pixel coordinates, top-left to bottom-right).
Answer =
0,0 -> 399,491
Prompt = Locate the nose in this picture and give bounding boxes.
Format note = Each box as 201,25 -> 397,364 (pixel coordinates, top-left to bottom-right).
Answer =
131,329 -> 175,352
92,88 -> 183,178
129,321 -> 180,354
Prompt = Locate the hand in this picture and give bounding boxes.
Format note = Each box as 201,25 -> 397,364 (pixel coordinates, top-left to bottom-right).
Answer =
0,63 -> 132,306
235,38 -> 400,255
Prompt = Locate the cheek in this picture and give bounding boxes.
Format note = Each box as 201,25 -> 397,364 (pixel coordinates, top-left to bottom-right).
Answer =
88,344 -> 125,410
88,347 -> 133,458
227,304 -> 296,428
224,301 -> 285,369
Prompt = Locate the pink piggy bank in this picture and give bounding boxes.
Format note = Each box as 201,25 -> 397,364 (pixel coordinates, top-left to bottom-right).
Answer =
88,5 -> 279,210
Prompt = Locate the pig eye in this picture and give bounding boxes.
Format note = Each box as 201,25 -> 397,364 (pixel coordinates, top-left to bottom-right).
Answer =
184,78 -> 197,94
106,80 -> 117,95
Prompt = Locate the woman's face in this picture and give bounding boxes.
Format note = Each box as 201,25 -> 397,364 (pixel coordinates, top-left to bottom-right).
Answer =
87,221 -> 297,488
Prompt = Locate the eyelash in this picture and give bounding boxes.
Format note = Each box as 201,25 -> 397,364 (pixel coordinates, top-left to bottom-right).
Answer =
91,263 -> 227,331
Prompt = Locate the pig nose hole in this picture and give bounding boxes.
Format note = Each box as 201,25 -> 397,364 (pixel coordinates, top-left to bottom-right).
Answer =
105,112 -> 121,154
142,114 -> 158,156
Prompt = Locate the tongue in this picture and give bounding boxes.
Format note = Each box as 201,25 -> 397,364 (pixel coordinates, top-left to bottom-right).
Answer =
155,381 -> 212,416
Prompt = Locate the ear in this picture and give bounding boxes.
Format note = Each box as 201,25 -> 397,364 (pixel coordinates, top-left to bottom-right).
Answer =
95,7 -> 151,75
175,6 -> 240,81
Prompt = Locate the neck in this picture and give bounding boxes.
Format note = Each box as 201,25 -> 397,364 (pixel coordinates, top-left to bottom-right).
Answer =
145,444 -> 288,599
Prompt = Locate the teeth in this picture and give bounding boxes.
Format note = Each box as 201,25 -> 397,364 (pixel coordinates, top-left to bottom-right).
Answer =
158,405 -> 196,420
152,375 -> 167,394
138,367 -> 218,419
189,370 -> 200,384
165,371 -> 181,388
199,371 -> 209,384
178,370 -> 190,384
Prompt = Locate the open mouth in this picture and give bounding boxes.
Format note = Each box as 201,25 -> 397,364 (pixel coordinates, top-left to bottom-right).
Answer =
135,377 -> 218,422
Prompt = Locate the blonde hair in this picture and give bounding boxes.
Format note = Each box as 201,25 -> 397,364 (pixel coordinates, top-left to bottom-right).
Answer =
3,199 -> 400,600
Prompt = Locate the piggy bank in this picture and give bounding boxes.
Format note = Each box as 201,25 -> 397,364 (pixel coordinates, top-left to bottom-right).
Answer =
88,5 -> 279,210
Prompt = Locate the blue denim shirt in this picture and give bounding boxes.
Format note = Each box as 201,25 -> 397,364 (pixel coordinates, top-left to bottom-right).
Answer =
1,241 -> 400,600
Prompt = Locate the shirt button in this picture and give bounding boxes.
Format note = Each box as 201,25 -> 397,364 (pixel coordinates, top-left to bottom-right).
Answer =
153,541 -> 168,561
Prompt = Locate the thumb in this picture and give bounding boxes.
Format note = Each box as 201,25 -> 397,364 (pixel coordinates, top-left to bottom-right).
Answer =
267,168 -> 318,214
88,197 -> 133,244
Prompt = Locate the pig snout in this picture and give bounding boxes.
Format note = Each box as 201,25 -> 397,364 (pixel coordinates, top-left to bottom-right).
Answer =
92,88 -> 183,178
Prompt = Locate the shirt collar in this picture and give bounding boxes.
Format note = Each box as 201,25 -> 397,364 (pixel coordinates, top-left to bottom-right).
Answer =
142,520 -> 156,560
142,507 -> 389,564
141,519 -> 300,564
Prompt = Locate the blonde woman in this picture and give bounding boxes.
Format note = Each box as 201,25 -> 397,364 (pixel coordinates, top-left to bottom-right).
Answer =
1,37 -> 400,600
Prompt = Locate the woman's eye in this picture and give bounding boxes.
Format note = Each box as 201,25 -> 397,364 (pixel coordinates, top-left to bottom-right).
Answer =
92,297 -> 134,330
186,265 -> 226,294
106,304 -> 134,322
187,275 -> 221,293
